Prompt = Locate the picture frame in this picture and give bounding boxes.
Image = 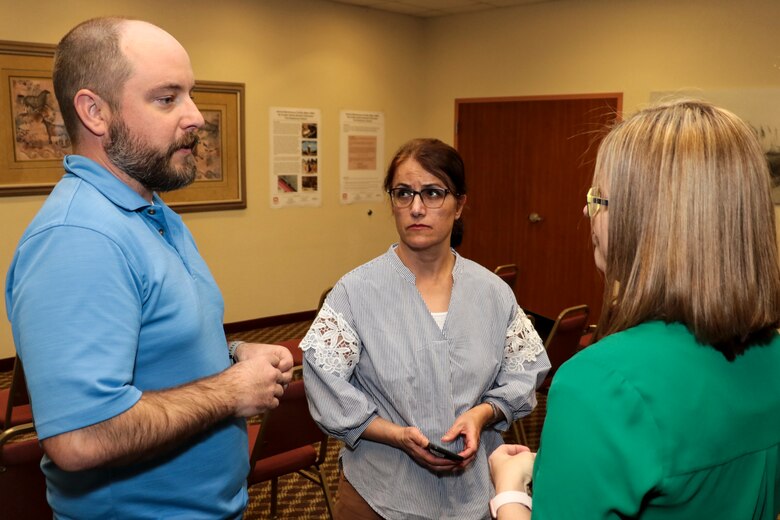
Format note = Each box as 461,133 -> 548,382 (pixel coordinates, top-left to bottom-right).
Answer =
162,81 -> 247,212
0,39 -> 246,212
0,40 -> 66,196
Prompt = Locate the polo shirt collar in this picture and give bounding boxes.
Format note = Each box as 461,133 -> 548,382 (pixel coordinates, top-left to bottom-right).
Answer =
63,155 -> 157,211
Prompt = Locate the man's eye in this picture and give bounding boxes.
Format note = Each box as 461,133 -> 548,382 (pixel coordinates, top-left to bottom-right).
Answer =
158,96 -> 175,105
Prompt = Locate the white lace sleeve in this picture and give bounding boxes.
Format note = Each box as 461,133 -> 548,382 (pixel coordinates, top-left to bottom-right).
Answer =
300,302 -> 360,379
503,307 -> 545,372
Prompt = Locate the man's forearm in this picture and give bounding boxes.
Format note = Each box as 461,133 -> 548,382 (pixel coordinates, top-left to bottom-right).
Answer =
43,369 -> 238,471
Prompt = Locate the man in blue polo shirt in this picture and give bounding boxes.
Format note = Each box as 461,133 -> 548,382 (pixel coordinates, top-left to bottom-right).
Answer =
5,17 -> 293,519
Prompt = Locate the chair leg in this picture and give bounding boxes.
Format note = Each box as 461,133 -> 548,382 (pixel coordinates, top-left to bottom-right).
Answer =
270,477 -> 279,519
512,419 -> 528,446
314,466 -> 335,520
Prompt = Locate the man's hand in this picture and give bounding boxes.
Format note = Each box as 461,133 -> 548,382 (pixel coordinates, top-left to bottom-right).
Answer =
228,343 -> 294,416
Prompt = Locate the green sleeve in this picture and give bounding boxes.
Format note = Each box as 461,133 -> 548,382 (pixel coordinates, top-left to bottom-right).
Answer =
531,356 -> 664,519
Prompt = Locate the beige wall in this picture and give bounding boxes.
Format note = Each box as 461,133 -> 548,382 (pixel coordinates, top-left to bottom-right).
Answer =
421,0 -> 780,135
2,0 -> 780,358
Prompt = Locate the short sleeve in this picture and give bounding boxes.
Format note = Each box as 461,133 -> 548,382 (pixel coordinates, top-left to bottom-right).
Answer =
8,226 -> 143,439
531,356 -> 663,519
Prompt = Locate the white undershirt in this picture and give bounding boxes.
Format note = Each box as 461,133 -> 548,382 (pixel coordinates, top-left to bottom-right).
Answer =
431,311 -> 447,331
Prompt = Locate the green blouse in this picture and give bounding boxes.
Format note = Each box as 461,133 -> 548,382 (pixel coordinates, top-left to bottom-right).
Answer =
532,321 -> 780,519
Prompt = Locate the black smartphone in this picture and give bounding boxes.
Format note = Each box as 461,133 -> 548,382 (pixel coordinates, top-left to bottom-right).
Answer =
426,442 -> 464,461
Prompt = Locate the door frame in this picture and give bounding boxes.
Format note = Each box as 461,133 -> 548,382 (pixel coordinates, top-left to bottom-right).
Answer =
454,92 -> 623,147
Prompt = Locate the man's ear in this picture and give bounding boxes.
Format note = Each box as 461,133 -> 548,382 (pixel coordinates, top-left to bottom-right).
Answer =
73,89 -> 111,137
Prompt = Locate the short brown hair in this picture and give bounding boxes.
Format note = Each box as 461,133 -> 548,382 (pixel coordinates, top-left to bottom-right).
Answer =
594,100 -> 780,359
53,17 -> 134,146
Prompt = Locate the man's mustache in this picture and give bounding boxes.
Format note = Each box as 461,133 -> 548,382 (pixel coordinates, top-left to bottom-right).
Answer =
171,132 -> 200,155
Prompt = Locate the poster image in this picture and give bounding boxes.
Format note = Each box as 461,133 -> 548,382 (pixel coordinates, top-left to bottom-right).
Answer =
269,107 -> 321,208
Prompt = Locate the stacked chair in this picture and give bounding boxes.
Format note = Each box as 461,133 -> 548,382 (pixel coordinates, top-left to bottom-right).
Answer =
246,376 -> 334,519
0,356 -> 51,518
512,304 -> 591,446
245,286 -> 335,518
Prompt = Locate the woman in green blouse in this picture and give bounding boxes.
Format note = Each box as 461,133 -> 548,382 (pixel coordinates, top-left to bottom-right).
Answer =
489,99 -> 780,519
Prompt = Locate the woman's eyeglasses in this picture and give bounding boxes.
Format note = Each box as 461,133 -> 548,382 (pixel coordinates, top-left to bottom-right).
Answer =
388,187 -> 451,208
586,187 -> 608,217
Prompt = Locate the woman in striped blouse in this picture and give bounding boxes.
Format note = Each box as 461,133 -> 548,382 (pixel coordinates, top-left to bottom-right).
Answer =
302,138 -> 550,519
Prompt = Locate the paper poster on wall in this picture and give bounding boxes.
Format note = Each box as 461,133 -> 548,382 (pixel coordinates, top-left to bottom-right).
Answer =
339,110 -> 385,204
269,107 -> 321,208
651,88 -> 780,203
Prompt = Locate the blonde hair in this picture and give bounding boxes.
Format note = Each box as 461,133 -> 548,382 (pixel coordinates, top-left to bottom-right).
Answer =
594,99 -> 780,359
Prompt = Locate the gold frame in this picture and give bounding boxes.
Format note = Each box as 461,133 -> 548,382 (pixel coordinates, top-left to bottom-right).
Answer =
0,39 -> 246,212
162,81 -> 247,212
0,40 -> 65,196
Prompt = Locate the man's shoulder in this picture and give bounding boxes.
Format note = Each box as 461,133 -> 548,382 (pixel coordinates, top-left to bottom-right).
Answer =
19,174 -> 143,253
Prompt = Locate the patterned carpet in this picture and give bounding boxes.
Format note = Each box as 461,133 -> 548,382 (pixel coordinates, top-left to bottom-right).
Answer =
2,320 -> 548,520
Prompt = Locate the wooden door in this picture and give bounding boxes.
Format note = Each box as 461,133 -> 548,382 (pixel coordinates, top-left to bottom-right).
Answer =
455,94 -> 621,321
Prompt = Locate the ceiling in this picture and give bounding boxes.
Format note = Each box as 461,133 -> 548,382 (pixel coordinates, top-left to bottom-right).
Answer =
325,0 -> 559,18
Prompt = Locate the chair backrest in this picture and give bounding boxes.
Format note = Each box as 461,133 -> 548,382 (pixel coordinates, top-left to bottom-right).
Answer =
493,264 -> 518,290
276,338 -> 304,367
250,379 -> 327,465
543,304 -> 590,385
3,356 -> 33,429
0,423 -> 51,519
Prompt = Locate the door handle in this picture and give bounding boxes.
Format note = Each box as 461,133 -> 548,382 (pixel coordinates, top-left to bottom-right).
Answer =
528,212 -> 544,223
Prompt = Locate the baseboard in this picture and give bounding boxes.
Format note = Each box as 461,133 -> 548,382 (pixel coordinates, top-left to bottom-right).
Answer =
0,356 -> 14,371
223,310 -> 316,334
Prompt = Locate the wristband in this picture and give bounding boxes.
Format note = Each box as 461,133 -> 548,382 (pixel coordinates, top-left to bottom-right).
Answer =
489,491 -> 532,518
228,340 -> 245,364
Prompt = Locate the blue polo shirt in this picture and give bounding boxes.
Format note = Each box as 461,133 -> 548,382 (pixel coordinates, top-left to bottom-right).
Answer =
5,155 -> 247,519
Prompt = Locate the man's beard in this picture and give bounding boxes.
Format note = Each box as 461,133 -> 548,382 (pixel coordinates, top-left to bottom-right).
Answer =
104,117 -> 200,193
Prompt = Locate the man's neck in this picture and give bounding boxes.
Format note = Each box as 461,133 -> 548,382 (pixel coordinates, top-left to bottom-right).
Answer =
73,143 -> 154,202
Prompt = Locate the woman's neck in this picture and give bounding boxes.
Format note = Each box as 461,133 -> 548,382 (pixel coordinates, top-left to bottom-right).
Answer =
396,242 -> 456,313
395,241 -> 455,282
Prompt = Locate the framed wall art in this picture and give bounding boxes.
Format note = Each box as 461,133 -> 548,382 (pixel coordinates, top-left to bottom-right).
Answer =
162,81 -> 247,212
0,39 -> 246,211
0,40 -> 68,196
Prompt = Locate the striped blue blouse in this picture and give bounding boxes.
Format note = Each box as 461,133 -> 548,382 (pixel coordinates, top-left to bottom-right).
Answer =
302,245 -> 550,519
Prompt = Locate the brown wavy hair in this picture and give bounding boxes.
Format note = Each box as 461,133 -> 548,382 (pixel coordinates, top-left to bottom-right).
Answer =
593,100 -> 780,359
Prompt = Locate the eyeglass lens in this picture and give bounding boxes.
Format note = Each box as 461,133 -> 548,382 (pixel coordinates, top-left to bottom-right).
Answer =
390,188 -> 448,208
586,187 -> 607,217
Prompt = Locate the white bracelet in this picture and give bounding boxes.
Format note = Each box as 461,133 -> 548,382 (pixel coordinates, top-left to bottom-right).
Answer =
489,491 -> 532,518
228,340 -> 245,364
